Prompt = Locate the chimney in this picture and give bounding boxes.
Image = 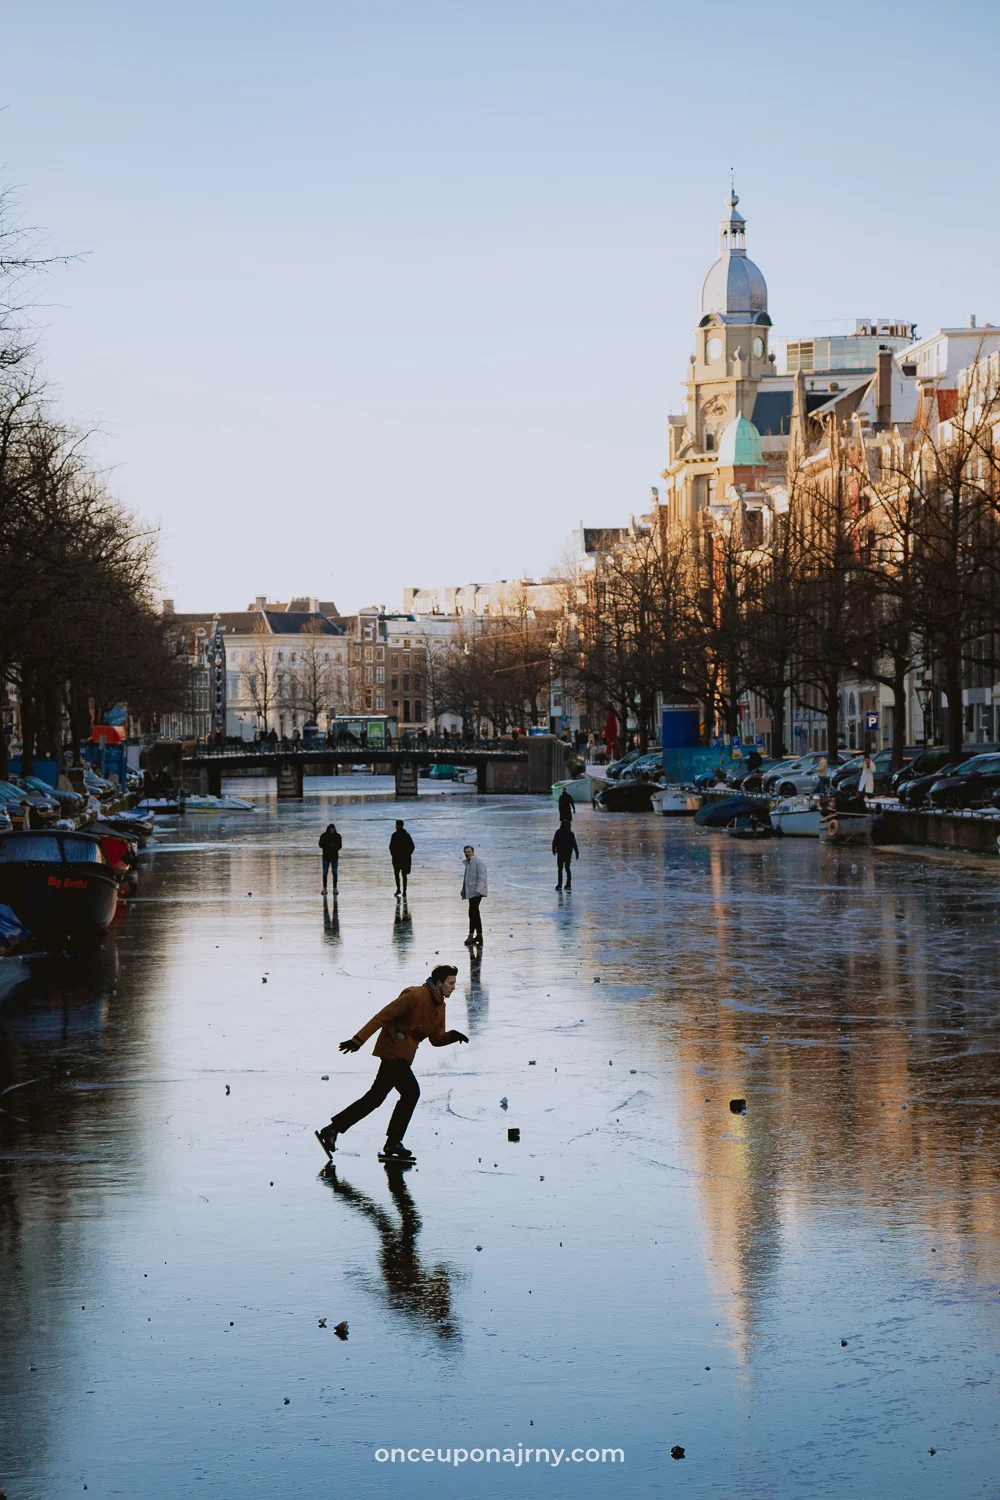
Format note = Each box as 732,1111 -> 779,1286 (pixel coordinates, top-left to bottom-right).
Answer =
969,314 -> 977,329
876,349 -> 893,430
308,596 -> 319,613
254,595 -> 266,610
161,598 -> 175,615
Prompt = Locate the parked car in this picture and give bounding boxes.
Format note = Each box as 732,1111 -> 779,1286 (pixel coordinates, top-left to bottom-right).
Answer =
605,750 -> 646,782
619,751 -> 664,781
831,749 -> 909,797
763,752 -> 846,797
726,756 -> 781,789
82,770 -> 116,800
898,763 -> 961,809
890,746 -> 954,794
13,775 -> 86,819
0,780 -> 60,829
925,752 -> 1000,809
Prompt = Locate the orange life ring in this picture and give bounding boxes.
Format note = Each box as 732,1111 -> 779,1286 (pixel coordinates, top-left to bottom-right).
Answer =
826,817 -> 840,838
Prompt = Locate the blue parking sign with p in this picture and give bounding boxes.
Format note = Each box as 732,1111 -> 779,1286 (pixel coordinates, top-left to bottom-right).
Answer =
864,711 -> 879,732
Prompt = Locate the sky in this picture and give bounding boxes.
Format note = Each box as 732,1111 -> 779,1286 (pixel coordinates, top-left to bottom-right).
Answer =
2,0 -> 998,614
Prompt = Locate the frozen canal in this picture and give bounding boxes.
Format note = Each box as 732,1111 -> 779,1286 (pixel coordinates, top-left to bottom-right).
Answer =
1,780 -> 999,1499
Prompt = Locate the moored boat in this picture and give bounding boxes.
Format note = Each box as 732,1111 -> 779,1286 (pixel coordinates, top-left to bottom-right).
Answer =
819,811 -> 873,846
770,795 -> 822,837
0,831 -> 119,941
182,794 -> 255,812
651,785 -> 702,816
725,813 -> 773,839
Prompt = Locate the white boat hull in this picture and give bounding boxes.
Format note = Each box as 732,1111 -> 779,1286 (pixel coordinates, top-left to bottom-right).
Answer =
771,808 -> 821,837
651,787 -> 702,816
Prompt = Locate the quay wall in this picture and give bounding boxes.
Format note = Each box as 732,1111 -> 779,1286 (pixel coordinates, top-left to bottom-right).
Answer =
879,809 -> 1000,855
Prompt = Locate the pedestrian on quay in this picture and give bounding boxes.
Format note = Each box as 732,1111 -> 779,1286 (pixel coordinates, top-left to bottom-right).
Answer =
315,964 -> 468,1165
858,753 -> 876,799
389,819 -> 415,898
557,786 -> 576,822
319,823 -> 342,895
816,754 -> 830,793
461,844 -> 487,946
552,821 -> 579,890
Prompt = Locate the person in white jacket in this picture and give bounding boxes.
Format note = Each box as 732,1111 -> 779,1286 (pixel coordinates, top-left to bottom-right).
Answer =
858,753 -> 876,798
461,845 -> 487,946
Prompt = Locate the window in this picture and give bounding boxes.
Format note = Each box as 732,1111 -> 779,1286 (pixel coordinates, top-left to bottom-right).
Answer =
415,701 -> 424,722
364,646 -> 372,662
391,654 -> 398,668
403,674 -> 410,691
376,647 -> 385,660
363,666 -> 373,683
391,675 -> 399,689
376,693 -> 385,709
375,667 -> 384,683
403,700 -> 411,720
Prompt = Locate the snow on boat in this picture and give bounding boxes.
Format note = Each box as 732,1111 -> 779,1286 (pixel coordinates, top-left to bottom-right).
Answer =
182,794 -> 256,812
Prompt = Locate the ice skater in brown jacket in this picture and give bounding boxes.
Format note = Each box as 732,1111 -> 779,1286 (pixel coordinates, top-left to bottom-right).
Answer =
315,964 -> 467,1164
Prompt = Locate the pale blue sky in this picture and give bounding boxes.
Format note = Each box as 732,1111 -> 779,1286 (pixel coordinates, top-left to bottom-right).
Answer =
3,0 -> 997,611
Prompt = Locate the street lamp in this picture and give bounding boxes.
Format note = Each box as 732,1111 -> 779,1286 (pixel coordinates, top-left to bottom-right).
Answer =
916,678 -> 933,746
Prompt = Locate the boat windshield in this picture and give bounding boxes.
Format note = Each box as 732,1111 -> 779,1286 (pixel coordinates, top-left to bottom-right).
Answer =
0,836 -> 62,862
61,838 -> 107,864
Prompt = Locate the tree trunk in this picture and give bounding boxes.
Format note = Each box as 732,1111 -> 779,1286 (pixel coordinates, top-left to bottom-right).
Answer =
825,674 -> 839,759
20,695 -> 36,776
771,686 -> 787,760
890,662 -> 908,769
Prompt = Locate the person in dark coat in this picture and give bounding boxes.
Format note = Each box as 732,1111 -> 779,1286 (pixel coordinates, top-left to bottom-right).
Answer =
557,787 -> 576,822
552,822 -> 580,890
389,819 -> 415,897
319,823 -> 342,894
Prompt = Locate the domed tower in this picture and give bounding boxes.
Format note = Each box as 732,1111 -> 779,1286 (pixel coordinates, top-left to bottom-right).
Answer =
689,187 -> 772,455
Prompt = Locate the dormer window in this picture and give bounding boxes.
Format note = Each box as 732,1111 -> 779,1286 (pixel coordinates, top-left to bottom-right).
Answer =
705,431 -> 715,451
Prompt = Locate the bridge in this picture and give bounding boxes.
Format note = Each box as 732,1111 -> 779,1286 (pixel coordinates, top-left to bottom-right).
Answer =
181,735 -> 570,799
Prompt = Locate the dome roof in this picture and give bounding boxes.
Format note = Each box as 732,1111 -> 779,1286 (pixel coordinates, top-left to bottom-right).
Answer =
699,186 -> 768,320
700,254 -> 768,319
717,414 -> 763,468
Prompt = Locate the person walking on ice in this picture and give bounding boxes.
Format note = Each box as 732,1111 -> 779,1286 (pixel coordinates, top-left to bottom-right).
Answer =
315,965 -> 467,1165
461,844 -> 487,947
319,823 -> 342,895
389,819 -> 415,898
557,786 -> 576,822
552,820 -> 579,890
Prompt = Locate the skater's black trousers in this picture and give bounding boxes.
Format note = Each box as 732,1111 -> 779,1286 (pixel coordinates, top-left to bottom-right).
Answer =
467,895 -> 483,940
556,854 -> 572,885
331,1059 -> 420,1144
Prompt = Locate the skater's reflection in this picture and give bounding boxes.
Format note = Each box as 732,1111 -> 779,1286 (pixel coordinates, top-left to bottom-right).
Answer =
322,895 -> 341,946
322,1165 -> 460,1343
465,948 -> 489,1035
392,899 -> 413,959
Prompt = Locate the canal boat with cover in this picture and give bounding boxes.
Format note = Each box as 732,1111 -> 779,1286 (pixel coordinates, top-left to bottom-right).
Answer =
0,831 -> 119,940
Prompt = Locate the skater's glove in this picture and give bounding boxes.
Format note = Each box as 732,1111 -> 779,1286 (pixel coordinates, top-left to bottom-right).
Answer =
450,1030 -> 469,1044
339,1038 -> 361,1053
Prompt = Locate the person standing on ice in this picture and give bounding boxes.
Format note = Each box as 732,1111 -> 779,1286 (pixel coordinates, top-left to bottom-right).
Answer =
461,845 -> 487,946
389,819 -> 415,898
319,823 -> 342,894
315,965 -> 467,1165
552,821 -> 580,890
